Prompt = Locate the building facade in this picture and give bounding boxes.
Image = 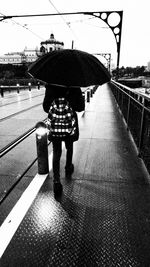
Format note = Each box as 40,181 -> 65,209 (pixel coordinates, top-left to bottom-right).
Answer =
0,48 -> 38,65
0,34 -> 64,64
0,52 -> 23,65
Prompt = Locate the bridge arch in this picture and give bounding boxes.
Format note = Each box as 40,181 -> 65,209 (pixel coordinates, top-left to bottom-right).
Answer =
84,11 -> 123,69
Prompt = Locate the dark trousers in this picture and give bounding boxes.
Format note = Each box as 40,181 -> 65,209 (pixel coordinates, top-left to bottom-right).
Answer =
52,140 -> 73,180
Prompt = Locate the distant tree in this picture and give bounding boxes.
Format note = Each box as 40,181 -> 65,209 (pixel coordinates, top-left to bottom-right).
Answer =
134,66 -> 145,77
4,70 -> 15,79
144,71 -> 150,76
0,63 -> 28,79
112,65 -> 146,78
14,64 -> 28,78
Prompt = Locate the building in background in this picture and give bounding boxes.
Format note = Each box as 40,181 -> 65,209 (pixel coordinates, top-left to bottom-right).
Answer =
39,33 -> 64,55
0,47 -> 38,65
23,47 -> 39,63
0,33 -> 64,64
0,52 -> 23,65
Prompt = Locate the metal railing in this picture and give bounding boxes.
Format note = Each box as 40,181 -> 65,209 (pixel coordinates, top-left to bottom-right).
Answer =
110,80 -> 150,174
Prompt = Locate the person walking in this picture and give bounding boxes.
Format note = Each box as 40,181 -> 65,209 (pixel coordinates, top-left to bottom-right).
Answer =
43,84 -> 85,196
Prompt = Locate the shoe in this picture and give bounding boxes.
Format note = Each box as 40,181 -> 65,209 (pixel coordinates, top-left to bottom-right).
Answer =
65,164 -> 74,178
53,181 -> 63,196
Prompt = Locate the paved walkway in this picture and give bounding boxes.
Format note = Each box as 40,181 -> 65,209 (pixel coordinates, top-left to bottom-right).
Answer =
1,83 -> 150,267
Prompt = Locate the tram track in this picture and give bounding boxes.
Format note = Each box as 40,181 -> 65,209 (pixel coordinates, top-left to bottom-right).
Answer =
0,117 -> 47,158
0,126 -> 35,158
0,157 -> 38,204
0,117 -> 49,205
0,102 -> 43,122
0,141 -> 51,205
0,93 -> 44,108
0,88 -> 48,206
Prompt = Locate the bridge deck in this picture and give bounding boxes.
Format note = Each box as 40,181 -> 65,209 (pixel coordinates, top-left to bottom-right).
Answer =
1,83 -> 150,266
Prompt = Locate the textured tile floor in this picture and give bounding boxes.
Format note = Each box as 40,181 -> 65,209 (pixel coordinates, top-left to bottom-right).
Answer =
1,84 -> 150,267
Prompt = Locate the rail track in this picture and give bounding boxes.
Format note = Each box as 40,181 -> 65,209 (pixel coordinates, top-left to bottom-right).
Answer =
0,102 -> 43,122
0,93 -> 44,108
0,117 -> 49,205
0,89 -> 47,205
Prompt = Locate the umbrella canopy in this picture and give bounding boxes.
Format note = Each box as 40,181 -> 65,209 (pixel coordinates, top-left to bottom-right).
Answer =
28,49 -> 111,87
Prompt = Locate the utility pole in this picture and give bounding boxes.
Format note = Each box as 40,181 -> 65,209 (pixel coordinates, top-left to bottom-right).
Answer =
71,40 -> 74,49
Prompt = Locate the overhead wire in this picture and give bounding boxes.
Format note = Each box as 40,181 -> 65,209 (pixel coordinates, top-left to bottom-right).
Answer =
47,0 -> 79,42
18,16 -> 96,27
45,3 -> 108,46
0,8 -> 108,48
0,11 -> 44,40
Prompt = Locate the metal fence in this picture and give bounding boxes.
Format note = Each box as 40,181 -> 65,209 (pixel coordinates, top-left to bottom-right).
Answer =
110,80 -> 150,174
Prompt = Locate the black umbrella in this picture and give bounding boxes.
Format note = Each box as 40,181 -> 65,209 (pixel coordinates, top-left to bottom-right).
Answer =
28,49 -> 111,87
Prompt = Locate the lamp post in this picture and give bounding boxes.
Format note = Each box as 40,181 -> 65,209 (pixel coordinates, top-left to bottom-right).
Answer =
28,82 -> 31,91
16,83 -> 20,94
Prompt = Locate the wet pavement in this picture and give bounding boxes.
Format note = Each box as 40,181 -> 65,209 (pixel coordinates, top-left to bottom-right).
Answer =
1,83 -> 150,266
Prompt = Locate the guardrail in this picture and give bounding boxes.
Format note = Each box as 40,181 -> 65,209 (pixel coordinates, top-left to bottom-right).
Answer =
0,84 -> 41,97
110,80 -> 150,174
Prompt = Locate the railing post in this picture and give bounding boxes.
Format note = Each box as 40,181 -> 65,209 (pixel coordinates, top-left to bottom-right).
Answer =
92,86 -> 95,94
116,85 -> 120,103
37,82 -> 40,90
90,88 -> 93,97
138,100 -> 146,157
82,92 -> 85,103
126,92 -> 131,130
87,90 -> 90,102
35,121 -> 49,174
120,90 -> 124,111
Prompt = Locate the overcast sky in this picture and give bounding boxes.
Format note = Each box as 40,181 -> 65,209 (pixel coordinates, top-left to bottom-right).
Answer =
0,0 -> 150,68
